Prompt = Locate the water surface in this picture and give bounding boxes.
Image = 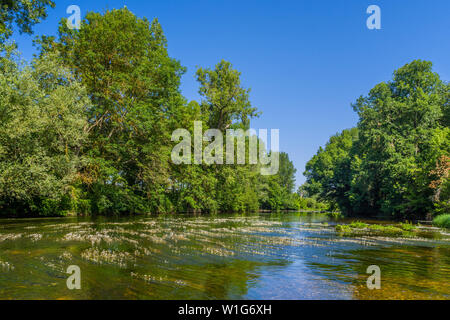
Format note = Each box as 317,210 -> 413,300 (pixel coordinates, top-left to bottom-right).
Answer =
0,213 -> 449,299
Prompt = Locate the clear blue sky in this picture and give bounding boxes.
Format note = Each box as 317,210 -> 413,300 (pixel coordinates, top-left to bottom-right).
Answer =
12,0 -> 450,187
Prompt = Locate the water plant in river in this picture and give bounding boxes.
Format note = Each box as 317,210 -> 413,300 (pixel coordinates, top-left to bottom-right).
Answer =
0,260 -> 14,271
433,214 -> 450,228
349,221 -> 368,229
398,222 -> 417,232
81,247 -> 135,268
335,224 -> 352,233
335,221 -> 421,237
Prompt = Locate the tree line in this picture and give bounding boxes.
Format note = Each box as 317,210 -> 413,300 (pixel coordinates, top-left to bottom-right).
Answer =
2,2 -> 446,219
302,60 -> 449,219
0,3 -> 300,216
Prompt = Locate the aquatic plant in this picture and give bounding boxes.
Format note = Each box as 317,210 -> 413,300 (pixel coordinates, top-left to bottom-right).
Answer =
399,222 -> 417,232
59,251 -> 73,260
62,231 -> 115,245
131,272 -> 187,286
0,213 -> 450,299
335,224 -> 352,233
349,221 -> 369,229
335,221 -> 422,238
0,233 -> 23,242
27,233 -> 43,241
0,260 -> 14,271
367,224 -> 404,235
81,247 -> 135,268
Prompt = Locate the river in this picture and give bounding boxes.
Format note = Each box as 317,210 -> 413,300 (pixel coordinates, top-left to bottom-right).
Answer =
0,213 -> 449,299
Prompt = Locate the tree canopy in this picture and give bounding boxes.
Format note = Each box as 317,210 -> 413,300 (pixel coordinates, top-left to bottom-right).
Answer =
305,60 -> 449,218
0,0 -> 54,42
0,7 -> 300,216
2,6 -> 446,219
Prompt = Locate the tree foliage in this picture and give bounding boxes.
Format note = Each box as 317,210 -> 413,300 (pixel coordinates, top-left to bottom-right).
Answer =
0,47 -> 89,215
196,60 -> 259,131
0,7 -> 299,216
305,60 -> 449,218
0,0 -> 54,42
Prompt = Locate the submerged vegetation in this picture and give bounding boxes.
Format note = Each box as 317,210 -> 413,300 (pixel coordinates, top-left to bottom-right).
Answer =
333,220 -> 443,238
1,213 -> 449,299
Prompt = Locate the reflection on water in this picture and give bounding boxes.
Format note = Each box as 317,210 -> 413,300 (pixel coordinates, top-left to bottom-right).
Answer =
0,213 -> 449,300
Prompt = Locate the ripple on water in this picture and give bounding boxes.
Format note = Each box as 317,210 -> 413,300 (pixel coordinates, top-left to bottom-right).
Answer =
0,213 -> 449,299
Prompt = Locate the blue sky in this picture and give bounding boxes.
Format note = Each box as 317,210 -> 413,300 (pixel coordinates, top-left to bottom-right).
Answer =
12,0 -> 450,187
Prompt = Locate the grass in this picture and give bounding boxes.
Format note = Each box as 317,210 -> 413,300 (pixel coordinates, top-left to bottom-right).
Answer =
433,214 -> 450,228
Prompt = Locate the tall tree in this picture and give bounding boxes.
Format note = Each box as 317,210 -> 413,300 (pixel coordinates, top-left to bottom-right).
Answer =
42,8 -> 186,214
0,48 -> 89,216
305,60 -> 449,218
196,60 -> 259,131
352,60 -> 447,217
278,152 -> 297,193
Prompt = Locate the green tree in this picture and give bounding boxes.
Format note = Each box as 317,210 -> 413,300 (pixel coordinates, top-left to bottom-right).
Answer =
42,8 -> 186,214
169,60 -> 263,214
352,60 -> 448,217
0,48 -> 89,216
429,155 -> 450,214
258,152 -> 298,211
278,152 -> 296,193
196,60 -> 260,131
304,128 -> 358,213
0,6 -> 301,216
305,60 -> 449,218
0,0 -> 54,42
